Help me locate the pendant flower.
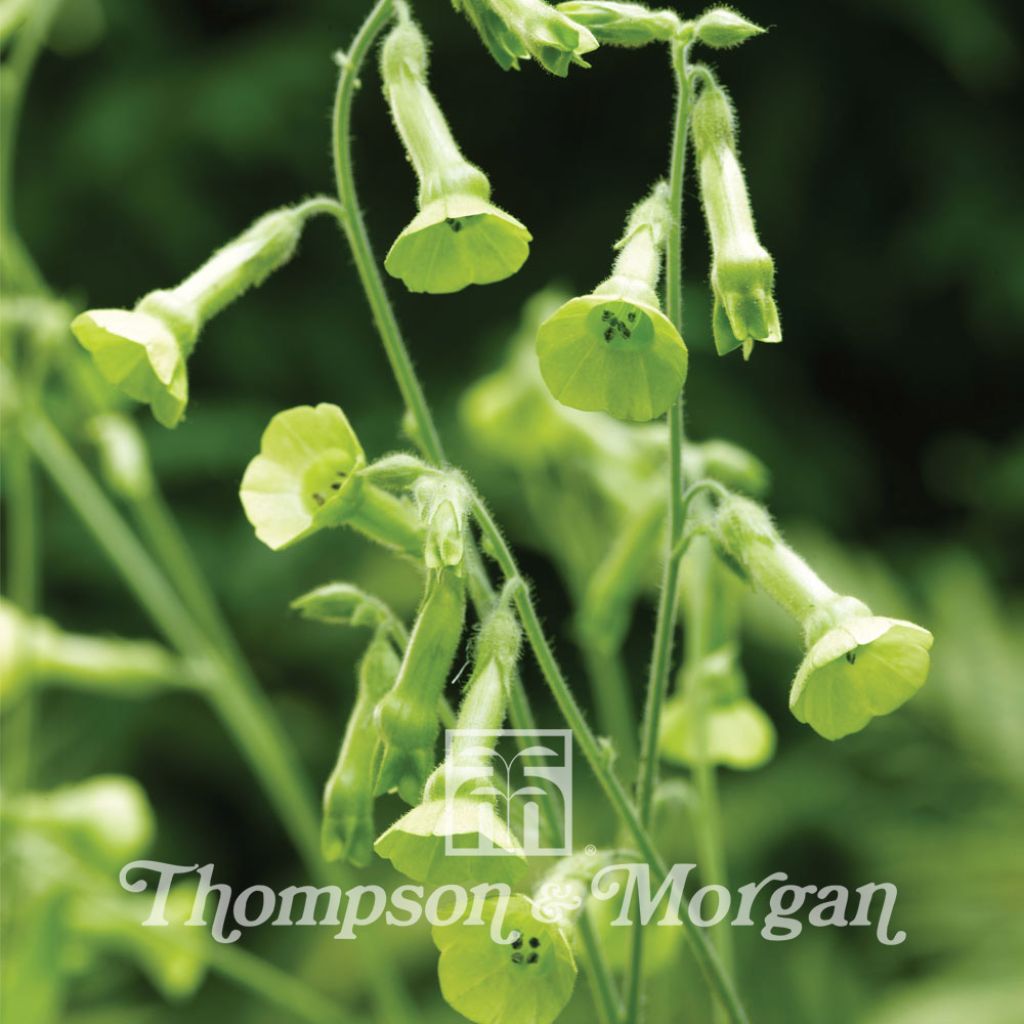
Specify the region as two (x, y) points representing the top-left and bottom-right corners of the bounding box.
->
(710, 494), (934, 739)
(455, 0), (598, 75)
(71, 204), (320, 427)
(433, 894), (577, 1024)
(791, 610), (934, 741)
(382, 10), (530, 294)
(659, 650), (775, 770)
(693, 81), (781, 358)
(536, 181), (688, 421)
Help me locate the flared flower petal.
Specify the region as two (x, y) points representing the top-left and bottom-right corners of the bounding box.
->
(71, 308), (189, 428)
(433, 894), (577, 1024)
(375, 797), (527, 888)
(536, 291), (688, 421)
(659, 694), (775, 770)
(239, 403), (366, 551)
(386, 195), (531, 294)
(790, 616), (934, 740)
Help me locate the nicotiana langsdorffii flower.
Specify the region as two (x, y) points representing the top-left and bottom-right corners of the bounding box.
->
(382, 8), (531, 294)
(536, 181), (688, 421)
(659, 647), (776, 769)
(374, 566), (467, 805)
(694, 7), (765, 49)
(710, 494), (934, 740)
(375, 596), (527, 885)
(454, 0), (598, 75)
(239, 403), (424, 554)
(556, 1), (681, 48)
(71, 203), (324, 427)
(432, 893), (577, 1024)
(0, 599), (183, 702)
(322, 628), (402, 867)
(692, 79), (781, 358)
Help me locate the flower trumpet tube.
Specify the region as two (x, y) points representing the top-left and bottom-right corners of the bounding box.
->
(381, 8), (531, 293)
(454, 0), (598, 75)
(556, 1), (682, 48)
(71, 201), (331, 426)
(710, 494), (934, 739)
(0, 599), (187, 702)
(692, 80), (781, 358)
(374, 567), (468, 805)
(239, 403), (424, 554)
(322, 628), (402, 867)
(536, 180), (688, 421)
(375, 594), (527, 886)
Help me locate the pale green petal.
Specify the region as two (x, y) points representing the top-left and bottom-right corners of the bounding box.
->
(790, 616), (933, 740)
(659, 695), (775, 770)
(433, 894), (576, 1024)
(536, 294), (687, 421)
(375, 797), (527, 888)
(385, 195), (531, 294)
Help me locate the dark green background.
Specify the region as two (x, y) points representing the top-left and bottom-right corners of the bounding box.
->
(10, 0), (1024, 1022)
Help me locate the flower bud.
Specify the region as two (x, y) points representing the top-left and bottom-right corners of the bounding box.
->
(455, 0), (598, 75)
(71, 203), (323, 427)
(382, 10), (530, 293)
(537, 181), (688, 421)
(413, 473), (472, 570)
(692, 83), (781, 358)
(291, 582), (397, 632)
(375, 568), (467, 804)
(88, 413), (154, 501)
(239, 403), (424, 555)
(695, 8), (765, 49)
(322, 629), (401, 866)
(556, 1), (681, 47)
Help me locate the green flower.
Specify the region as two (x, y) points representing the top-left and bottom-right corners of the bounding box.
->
(239, 403), (366, 550)
(71, 204), (319, 426)
(375, 790), (527, 887)
(455, 0), (598, 75)
(694, 8), (765, 49)
(382, 10), (530, 294)
(71, 299), (192, 429)
(692, 82), (781, 358)
(433, 894), (577, 1024)
(791, 610), (934, 741)
(537, 181), (687, 421)
(322, 630), (402, 867)
(659, 650), (775, 770)
(556, 1), (681, 48)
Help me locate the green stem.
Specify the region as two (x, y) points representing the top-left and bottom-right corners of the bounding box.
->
(625, 39), (693, 1024)
(331, 0), (444, 465)
(21, 412), (323, 878)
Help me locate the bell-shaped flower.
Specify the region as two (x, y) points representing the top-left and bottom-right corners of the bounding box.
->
(71, 202), (329, 426)
(659, 648), (775, 769)
(692, 82), (780, 358)
(455, 0), (598, 75)
(433, 893), (577, 1024)
(239, 403), (423, 554)
(375, 567), (467, 803)
(537, 181), (688, 421)
(710, 494), (933, 738)
(791, 610), (933, 741)
(381, 11), (530, 293)
(322, 629), (401, 867)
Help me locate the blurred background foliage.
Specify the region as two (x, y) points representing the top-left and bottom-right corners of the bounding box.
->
(2, 0), (1023, 1022)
